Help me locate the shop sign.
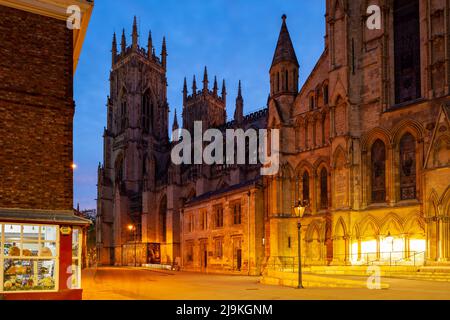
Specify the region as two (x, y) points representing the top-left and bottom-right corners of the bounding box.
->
(60, 226), (72, 235)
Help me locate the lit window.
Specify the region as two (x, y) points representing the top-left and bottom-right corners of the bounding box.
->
(1, 224), (58, 293)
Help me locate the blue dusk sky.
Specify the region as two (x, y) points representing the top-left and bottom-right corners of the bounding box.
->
(73, 0), (326, 210)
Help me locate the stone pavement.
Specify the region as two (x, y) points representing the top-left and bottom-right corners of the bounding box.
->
(81, 267), (450, 300)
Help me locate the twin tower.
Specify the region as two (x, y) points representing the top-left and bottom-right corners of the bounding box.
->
(109, 16), (250, 142)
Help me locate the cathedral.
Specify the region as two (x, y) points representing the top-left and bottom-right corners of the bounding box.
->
(97, 0), (450, 275)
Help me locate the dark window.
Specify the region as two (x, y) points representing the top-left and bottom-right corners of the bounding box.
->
(371, 139), (386, 203)
(323, 85), (329, 105)
(214, 205), (224, 228)
(285, 70), (289, 91)
(160, 197), (167, 242)
(302, 171), (310, 203)
(310, 95), (315, 110)
(394, 0), (421, 104)
(320, 168), (328, 209)
(400, 133), (417, 200)
(215, 238), (223, 258)
(277, 72), (280, 92)
(233, 202), (242, 225)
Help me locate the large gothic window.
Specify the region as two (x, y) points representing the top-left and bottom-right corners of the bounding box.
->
(394, 0), (421, 104)
(371, 139), (386, 203)
(320, 168), (328, 209)
(142, 91), (151, 133)
(120, 100), (127, 133)
(302, 171), (310, 203)
(400, 133), (416, 200)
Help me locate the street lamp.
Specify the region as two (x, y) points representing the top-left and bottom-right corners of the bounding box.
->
(294, 199), (308, 289)
(128, 224), (137, 267)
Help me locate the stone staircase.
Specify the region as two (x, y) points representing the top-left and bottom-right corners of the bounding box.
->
(304, 265), (450, 282)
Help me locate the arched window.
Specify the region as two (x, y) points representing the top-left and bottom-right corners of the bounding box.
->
(371, 139), (386, 203)
(310, 95), (315, 110)
(142, 91), (151, 133)
(323, 84), (329, 105)
(285, 70), (289, 91)
(115, 156), (124, 186)
(399, 133), (416, 200)
(120, 100), (127, 133)
(320, 168), (328, 209)
(277, 72), (280, 92)
(302, 171), (310, 203)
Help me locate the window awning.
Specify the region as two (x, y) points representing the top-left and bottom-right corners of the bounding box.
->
(0, 208), (91, 226)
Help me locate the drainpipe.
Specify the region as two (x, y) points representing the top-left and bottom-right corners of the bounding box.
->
(247, 190), (251, 276)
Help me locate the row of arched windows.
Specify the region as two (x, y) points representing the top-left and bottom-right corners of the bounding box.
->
(271, 68), (298, 95)
(300, 167), (329, 211)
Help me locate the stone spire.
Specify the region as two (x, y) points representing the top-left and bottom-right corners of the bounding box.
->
(234, 81), (244, 124)
(161, 36), (167, 69)
(271, 14), (299, 71)
(192, 75), (197, 96)
(183, 77), (188, 105)
(132, 16), (138, 49)
(147, 31), (153, 59)
(121, 28), (127, 55)
(203, 66), (209, 92)
(172, 109), (179, 132)
(221, 79), (227, 105)
(213, 76), (218, 96)
(112, 32), (117, 65)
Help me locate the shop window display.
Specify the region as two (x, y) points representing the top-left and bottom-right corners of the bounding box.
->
(0, 224), (58, 292)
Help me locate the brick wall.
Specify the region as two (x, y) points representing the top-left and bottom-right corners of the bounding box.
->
(0, 5), (74, 210)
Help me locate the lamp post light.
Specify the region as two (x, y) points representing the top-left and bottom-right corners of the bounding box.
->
(294, 199), (308, 289)
(128, 224), (137, 267)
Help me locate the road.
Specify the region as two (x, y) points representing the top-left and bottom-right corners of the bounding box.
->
(81, 267), (450, 300)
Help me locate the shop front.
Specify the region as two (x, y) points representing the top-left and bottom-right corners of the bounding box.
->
(0, 209), (90, 300)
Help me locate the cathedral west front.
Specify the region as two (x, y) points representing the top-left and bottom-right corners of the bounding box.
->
(97, 0), (450, 276)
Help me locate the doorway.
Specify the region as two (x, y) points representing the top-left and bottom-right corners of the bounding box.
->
(236, 249), (242, 271)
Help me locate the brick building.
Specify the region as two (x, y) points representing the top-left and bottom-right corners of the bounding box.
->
(97, 0), (450, 275)
(0, 0), (93, 299)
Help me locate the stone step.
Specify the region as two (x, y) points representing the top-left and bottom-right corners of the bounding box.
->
(261, 270), (389, 289)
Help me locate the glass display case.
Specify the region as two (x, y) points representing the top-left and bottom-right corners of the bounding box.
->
(0, 224), (59, 292)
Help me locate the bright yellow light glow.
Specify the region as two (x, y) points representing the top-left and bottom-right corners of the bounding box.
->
(127, 224), (134, 231)
(71, 163), (78, 170)
(410, 239), (426, 253)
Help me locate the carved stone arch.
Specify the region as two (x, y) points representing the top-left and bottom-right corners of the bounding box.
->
(361, 127), (392, 153)
(404, 212), (426, 235)
(295, 160), (314, 177)
(314, 157), (331, 172)
(359, 215), (380, 238)
(334, 217), (347, 238)
(352, 224), (361, 239)
(428, 189), (439, 218)
(332, 145), (347, 169)
(392, 118), (425, 145)
(380, 213), (404, 236)
(331, 0), (346, 19)
(306, 220), (324, 242)
(441, 185), (450, 217)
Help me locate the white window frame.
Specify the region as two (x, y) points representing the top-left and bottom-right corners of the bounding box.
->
(0, 223), (60, 294)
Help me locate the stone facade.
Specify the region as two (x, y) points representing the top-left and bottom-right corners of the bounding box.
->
(97, 0), (450, 273)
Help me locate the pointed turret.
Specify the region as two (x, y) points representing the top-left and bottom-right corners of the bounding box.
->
(147, 31), (153, 59)
(112, 32), (117, 65)
(270, 14), (299, 96)
(172, 109), (179, 133)
(192, 75), (197, 96)
(183, 77), (188, 105)
(121, 28), (127, 55)
(234, 81), (244, 124)
(213, 76), (218, 96)
(132, 16), (138, 49)
(221, 79), (227, 105)
(161, 36), (167, 69)
(203, 66), (209, 92)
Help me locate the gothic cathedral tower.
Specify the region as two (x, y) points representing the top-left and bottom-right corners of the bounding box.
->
(97, 17), (170, 266)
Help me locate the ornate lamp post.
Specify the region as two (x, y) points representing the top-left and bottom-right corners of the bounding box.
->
(294, 199), (308, 289)
(128, 224), (137, 267)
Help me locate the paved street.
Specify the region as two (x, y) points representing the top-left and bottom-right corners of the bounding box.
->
(81, 267), (450, 300)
